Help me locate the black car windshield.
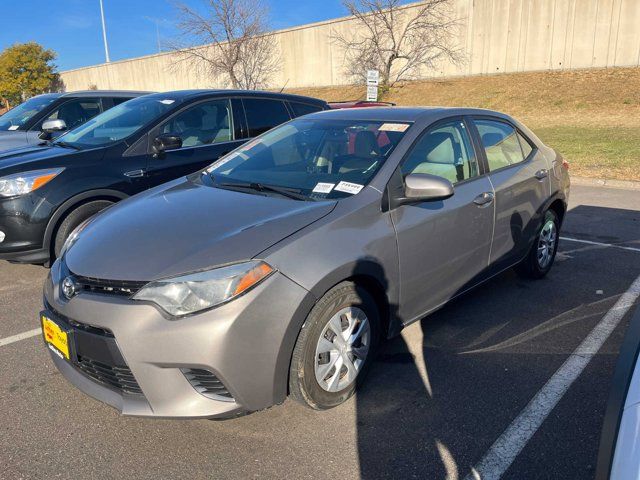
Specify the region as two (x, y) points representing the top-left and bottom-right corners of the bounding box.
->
(54, 96), (179, 149)
(207, 118), (411, 200)
(0, 95), (58, 131)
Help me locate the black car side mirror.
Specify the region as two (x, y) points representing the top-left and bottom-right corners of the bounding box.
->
(39, 119), (68, 141)
(394, 173), (454, 206)
(152, 134), (182, 157)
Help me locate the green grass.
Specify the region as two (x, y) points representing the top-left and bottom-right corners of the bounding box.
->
(532, 126), (640, 181)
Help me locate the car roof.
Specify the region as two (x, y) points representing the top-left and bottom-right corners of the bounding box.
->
(303, 106), (515, 123)
(60, 90), (152, 98)
(138, 89), (328, 105)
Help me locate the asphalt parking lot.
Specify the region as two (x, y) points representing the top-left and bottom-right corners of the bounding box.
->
(1, 184), (639, 480)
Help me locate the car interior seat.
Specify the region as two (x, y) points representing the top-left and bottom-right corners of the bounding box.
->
(404, 132), (461, 184)
(334, 130), (381, 174)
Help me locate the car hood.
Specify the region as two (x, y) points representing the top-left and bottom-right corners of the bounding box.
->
(0, 130), (29, 151)
(65, 178), (337, 281)
(0, 144), (72, 169)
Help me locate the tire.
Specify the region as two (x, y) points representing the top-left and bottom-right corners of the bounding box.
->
(53, 200), (113, 259)
(516, 209), (560, 279)
(289, 281), (381, 410)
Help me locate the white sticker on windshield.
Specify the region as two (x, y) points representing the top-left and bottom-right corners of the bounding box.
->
(8, 125), (19, 131)
(159, 99), (175, 105)
(335, 181), (364, 195)
(312, 182), (335, 194)
(379, 123), (410, 132)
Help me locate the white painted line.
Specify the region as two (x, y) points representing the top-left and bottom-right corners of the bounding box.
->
(0, 328), (41, 347)
(560, 236), (640, 253)
(465, 273), (640, 480)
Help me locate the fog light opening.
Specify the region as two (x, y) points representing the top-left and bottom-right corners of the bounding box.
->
(0, 231), (5, 243)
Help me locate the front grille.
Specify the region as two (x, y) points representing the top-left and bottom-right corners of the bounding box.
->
(77, 355), (143, 395)
(73, 274), (146, 297)
(182, 368), (234, 401)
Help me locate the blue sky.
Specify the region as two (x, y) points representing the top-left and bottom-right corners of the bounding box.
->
(1, 0), (347, 71)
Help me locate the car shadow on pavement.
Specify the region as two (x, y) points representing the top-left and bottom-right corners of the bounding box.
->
(353, 218), (639, 479)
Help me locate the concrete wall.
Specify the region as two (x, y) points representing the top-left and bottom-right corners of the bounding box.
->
(60, 0), (640, 91)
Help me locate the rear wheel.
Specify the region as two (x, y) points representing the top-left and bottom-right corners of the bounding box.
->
(516, 209), (559, 279)
(289, 282), (380, 409)
(53, 200), (113, 259)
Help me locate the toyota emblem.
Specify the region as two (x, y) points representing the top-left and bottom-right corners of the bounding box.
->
(62, 276), (78, 300)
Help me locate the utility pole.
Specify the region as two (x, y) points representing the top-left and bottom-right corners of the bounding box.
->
(99, 0), (111, 63)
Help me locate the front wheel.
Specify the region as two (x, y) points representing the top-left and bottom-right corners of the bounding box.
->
(516, 209), (560, 279)
(289, 282), (380, 410)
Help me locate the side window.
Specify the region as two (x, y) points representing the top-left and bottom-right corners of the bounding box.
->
(401, 119), (478, 184)
(41, 98), (101, 130)
(474, 119), (525, 171)
(518, 131), (533, 158)
(289, 102), (323, 118)
(243, 98), (291, 137)
(160, 99), (233, 148)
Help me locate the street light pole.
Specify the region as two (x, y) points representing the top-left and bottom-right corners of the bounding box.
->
(99, 0), (111, 63)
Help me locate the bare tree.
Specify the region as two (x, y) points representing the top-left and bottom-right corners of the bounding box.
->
(333, 0), (463, 89)
(169, 0), (280, 90)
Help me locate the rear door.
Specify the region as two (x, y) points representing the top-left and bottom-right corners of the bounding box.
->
(470, 117), (549, 271)
(391, 117), (495, 323)
(242, 97), (292, 137)
(144, 97), (245, 186)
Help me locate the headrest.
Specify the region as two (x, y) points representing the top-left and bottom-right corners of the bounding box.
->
(354, 130), (380, 158)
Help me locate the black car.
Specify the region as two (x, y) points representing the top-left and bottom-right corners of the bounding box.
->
(0, 90), (328, 265)
(0, 91), (149, 150)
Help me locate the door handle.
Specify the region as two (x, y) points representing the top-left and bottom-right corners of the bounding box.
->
(534, 169), (548, 180)
(473, 192), (494, 206)
(124, 169), (146, 178)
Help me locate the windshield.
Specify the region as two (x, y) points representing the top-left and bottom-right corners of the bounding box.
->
(208, 118), (411, 200)
(55, 96), (179, 149)
(0, 95), (58, 131)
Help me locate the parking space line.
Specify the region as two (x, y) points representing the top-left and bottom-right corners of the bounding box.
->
(465, 273), (640, 480)
(560, 236), (640, 253)
(0, 328), (41, 347)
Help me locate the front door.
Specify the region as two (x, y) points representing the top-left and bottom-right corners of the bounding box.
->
(390, 118), (495, 323)
(145, 98), (245, 187)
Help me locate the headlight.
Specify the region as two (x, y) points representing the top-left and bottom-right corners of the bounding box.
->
(59, 216), (94, 258)
(0, 168), (64, 197)
(132, 261), (275, 317)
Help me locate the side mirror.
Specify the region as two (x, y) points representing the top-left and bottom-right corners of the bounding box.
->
(152, 134), (182, 157)
(395, 173), (454, 206)
(39, 119), (68, 140)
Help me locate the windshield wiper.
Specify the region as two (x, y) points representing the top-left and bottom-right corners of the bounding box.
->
(53, 141), (81, 151)
(217, 181), (312, 201)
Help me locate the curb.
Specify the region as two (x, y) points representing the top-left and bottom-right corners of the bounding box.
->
(571, 176), (640, 191)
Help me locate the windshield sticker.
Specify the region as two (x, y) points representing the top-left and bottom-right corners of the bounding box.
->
(8, 125), (19, 130)
(159, 99), (175, 105)
(312, 182), (335, 194)
(335, 181), (364, 195)
(379, 123), (410, 132)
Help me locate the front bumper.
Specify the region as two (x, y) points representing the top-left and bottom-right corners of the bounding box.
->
(43, 260), (316, 419)
(0, 194), (51, 264)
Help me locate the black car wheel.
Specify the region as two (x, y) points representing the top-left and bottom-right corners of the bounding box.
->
(53, 200), (113, 259)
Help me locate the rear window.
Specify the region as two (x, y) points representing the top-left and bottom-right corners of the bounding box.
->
(289, 102), (324, 118)
(243, 98), (291, 137)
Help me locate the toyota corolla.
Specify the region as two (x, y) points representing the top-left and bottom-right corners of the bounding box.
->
(42, 107), (570, 418)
